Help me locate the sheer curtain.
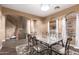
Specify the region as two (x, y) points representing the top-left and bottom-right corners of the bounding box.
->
(27, 20), (31, 34)
(0, 15), (5, 49)
(62, 16), (67, 45)
(75, 14), (79, 48)
(56, 18), (58, 39)
(48, 20), (50, 34)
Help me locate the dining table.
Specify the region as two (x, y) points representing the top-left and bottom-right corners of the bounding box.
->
(35, 35), (64, 55)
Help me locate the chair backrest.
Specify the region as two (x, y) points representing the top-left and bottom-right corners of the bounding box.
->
(65, 38), (72, 55)
(27, 34), (33, 46)
(32, 36), (37, 46)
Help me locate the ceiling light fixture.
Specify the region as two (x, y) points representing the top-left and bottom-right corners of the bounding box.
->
(41, 4), (50, 11)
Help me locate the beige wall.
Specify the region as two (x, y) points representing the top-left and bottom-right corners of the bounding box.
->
(0, 6), (5, 49)
(0, 16), (5, 41)
(41, 20), (48, 35)
(26, 19), (48, 36)
(35, 20), (43, 35)
(34, 19), (48, 36)
(26, 20), (31, 34)
(58, 16), (63, 33)
(5, 20), (16, 39)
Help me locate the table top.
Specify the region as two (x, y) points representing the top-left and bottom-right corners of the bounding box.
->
(36, 35), (62, 45)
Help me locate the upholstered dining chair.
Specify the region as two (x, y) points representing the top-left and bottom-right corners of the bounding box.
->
(52, 38), (72, 55)
(25, 34), (34, 54)
(27, 34), (33, 47)
(31, 36), (49, 55)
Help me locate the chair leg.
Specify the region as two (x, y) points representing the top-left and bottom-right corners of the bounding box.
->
(61, 40), (64, 47)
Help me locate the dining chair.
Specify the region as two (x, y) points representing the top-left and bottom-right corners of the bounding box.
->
(52, 38), (72, 55)
(31, 36), (49, 55)
(27, 34), (33, 47)
(25, 34), (34, 54)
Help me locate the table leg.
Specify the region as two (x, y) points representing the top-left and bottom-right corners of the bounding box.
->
(48, 45), (52, 55)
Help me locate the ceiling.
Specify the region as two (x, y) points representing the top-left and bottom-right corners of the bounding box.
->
(1, 4), (76, 17)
